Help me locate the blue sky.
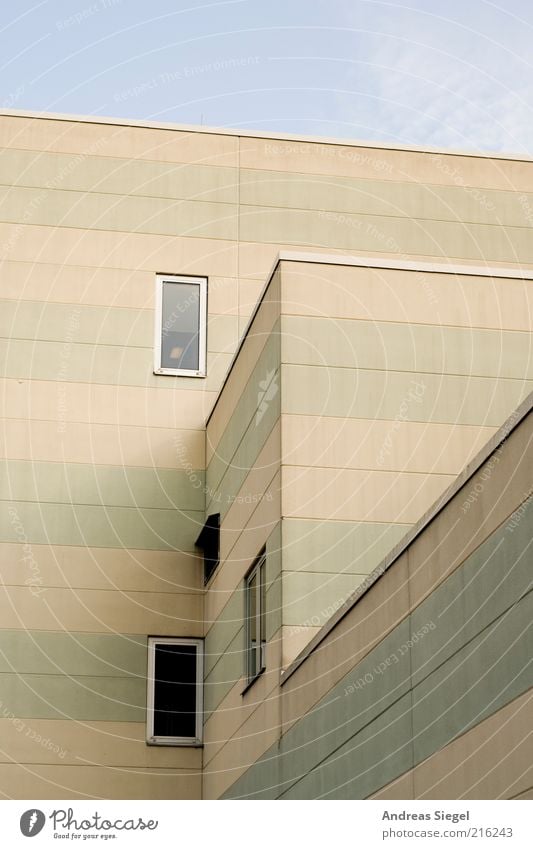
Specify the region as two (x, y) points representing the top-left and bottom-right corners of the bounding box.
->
(2, 0), (533, 152)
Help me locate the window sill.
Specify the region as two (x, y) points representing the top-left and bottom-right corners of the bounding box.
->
(146, 738), (203, 747)
(153, 368), (206, 378)
(241, 668), (265, 697)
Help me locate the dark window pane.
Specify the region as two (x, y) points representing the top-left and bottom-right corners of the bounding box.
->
(161, 282), (200, 371)
(153, 643), (197, 738)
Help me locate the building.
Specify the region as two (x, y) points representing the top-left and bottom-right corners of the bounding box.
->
(0, 110), (531, 799)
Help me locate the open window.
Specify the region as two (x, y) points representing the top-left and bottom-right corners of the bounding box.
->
(245, 550), (266, 683)
(154, 274), (207, 376)
(146, 637), (203, 745)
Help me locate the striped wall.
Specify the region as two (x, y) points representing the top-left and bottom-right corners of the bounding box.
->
(277, 258), (533, 664)
(202, 271), (282, 799)
(218, 405), (533, 799)
(1, 111), (533, 799)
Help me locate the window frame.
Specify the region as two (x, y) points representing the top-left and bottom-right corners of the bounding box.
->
(146, 636), (204, 746)
(153, 274), (207, 377)
(244, 550), (266, 685)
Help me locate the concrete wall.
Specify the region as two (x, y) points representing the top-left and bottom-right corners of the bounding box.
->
(219, 403), (533, 799)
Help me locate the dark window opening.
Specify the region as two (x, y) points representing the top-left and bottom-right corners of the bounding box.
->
(196, 513), (220, 584)
(147, 638), (203, 744)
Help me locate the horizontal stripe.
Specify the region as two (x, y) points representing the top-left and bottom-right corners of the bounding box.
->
(0, 542), (202, 593)
(0, 338), (233, 390)
(0, 223), (239, 277)
(281, 315), (533, 379)
(0, 672), (146, 721)
(0, 419), (205, 469)
(0, 299), (239, 352)
(0, 500), (203, 550)
(0, 584), (203, 634)
(0, 147), (238, 203)
(240, 205), (533, 264)
(0, 631), (147, 677)
(282, 518), (410, 575)
(0, 115), (239, 167)
(1, 378), (217, 430)
(240, 168), (533, 228)
(282, 466), (454, 523)
(0, 185), (238, 240)
(239, 136), (533, 191)
(0, 459), (204, 510)
(282, 364), (533, 426)
(282, 416), (496, 475)
(0, 763), (202, 800)
(0, 718), (201, 769)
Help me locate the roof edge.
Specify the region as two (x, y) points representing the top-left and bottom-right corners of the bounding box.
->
(206, 251), (533, 426)
(2, 108), (533, 164)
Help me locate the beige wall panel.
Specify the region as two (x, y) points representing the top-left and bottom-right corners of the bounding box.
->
(0, 543), (202, 593)
(0, 719), (202, 769)
(0, 585), (202, 635)
(282, 416), (497, 475)
(368, 770), (414, 800)
(202, 685), (281, 800)
(0, 116), (239, 167)
(0, 419), (204, 470)
(282, 466), (454, 523)
(281, 264), (533, 332)
(281, 624), (322, 669)
(281, 554), (410, 733)
(0, 223), (238, 278)
(1, 261), (238, 315)
(408, 412), (533, 610)
(207, 276), (239, 315)
(239, 277), (270, 320)
(203, 633), (281, 769)
(370, 690), (533, 800)
(0, 763), (201, 799)
(1, 261), (155, 309)
(2, 379), (217, 430)
(206, 465), (281, 627)
(207, 270), (281, 460)
(239, 137), (533, 192)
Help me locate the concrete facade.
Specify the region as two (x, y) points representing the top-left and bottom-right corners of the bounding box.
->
(0, 110), (531, 799)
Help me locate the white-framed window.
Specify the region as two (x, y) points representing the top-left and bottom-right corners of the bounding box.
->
(154, 274), (207, 377)
(245, 550), (266, 683)
(146, 637), (203, 746)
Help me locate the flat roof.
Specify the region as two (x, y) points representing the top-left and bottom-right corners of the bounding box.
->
(2, 108), (533, 164)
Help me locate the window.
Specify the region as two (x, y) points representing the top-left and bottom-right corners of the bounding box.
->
(154, 274), (207, 376)
(245, 551), (266, 682)
(195, 513), (220, 584)
(146, 638), (203, 745)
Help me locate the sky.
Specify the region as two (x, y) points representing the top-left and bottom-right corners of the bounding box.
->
(2, 0), (533, 153)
